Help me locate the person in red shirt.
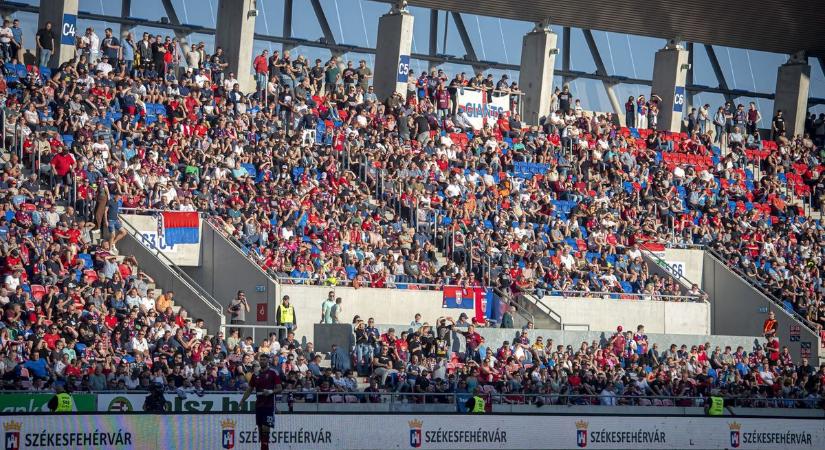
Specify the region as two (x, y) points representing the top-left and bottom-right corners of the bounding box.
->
(42, 325), (61, 349)
(50, 146), (75, 198)
(241, 354), (283, 450)
(253, 50), (269, 94)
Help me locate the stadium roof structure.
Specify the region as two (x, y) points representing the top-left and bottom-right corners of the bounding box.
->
(382, 0), (825, 57)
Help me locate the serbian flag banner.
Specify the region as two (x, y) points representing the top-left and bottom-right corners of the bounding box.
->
(160, 211), (200, 245)
(443, 286), (473, 309)
(443, 286), (488, 323)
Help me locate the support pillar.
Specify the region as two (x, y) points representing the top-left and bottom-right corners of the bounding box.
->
(774, 54), (810, 138)
(519, 23), (557, 125)
(373, 4), (414, 101)
(651, 42), (690, 133)
(215, 0), (256, 93)
(37, 0), (78, 67)
(119, 0), (133, 39)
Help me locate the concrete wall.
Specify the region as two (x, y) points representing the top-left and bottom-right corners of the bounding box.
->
(282, 284), (475, 344)
(651, 45), (689, 133)
(183, 220), (280, 331)
(519, 27), (557, 124)
(537, 296), (710, 335)
(118, 232), (224, 333)
(121, 215), (201, 266)
(373, 10), (414, 100)
(702, 252), (823, 364)
(215, 0), (256, 92)
(774, 61), (811, 137)
(663, 248), (704, 288)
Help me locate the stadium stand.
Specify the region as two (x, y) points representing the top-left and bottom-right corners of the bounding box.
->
(1, 20), (824, 413)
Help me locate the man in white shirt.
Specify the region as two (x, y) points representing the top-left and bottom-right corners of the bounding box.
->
(3, 270), (22, 291)
(139, 289), (157, 314)
(85, 27), (100, 63)
(0, 19), (13, 61)
(559, 248), (575, 271)
(91, 136), (110, 160)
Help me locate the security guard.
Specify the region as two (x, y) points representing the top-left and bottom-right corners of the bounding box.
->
(276, 295), (297, 341)
(705, 396), (724, 416)
(464, 387), (486, 413)
(48, 385), (74, 412)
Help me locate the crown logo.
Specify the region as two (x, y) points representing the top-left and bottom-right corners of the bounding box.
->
(221, 419), (236, 429)
(728, 422), (741, 431)
(408, 419), (423, 429)
(3, 421), (21, 432)
(576, 420), (588, 430)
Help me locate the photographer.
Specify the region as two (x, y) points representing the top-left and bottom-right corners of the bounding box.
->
(227, 290), (250, 335)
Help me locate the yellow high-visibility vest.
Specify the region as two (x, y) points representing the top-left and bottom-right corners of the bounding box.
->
(471, 396), (485, 413)
(708, 396), (724, 416)
(55, 393), (73, 412)
(279, 305), (295, 324)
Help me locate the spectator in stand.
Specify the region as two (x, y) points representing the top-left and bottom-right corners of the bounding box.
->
(763, 311), (778, 338)
(227, 290), (250, 331)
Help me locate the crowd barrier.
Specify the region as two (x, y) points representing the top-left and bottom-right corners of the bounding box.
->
(3, 392), (822, 413)
(0, 412), (821, 449)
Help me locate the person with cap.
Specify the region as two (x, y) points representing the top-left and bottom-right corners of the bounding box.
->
(275, 295), (297, 341)
(241, 353), (283, 450)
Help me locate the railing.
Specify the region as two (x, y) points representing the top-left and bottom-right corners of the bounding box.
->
(118, 212), (225, 324)
(520, 291), (563, 325)
(641, 246), (710, 301)
(706, 247), (820, 332)
(274, 276), (445, 291)
(219, 324), (286, 342)
(492, 287), (533, 326)
(201, 216), (282, 285)
(3, 390), (817, 411)
(543, 289), (701, 302)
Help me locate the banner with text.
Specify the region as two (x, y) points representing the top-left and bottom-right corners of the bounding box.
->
(456, 90), (510, 130)
(1, 413), (822, 449)
(0, 393), (96, 413)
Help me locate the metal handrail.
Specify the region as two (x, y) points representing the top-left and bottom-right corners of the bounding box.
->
(493, 287), (534, 326)
(202, 216), (282, 285)
(118, 213), (225, 322)
(3, 389), (816, 410)
(706, 247), (820, 332)
(520, 291), (563, 325)
(546, 289), (701, 302)
(641, 246), (710, 301)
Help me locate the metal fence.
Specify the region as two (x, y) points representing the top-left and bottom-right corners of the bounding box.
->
(0, 390), (817, 411)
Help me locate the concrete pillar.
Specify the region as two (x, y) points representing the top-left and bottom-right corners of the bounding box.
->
(651, 43), (690, 133)
(215, 0), (256, 93)
(774, 57), (810, 138)
(373, 7), (414, 100)
(519, 25), (558, 125)
(37, 0), (79, 67)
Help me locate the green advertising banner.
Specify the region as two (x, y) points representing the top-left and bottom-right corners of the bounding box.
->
(0, 393), (96, 412)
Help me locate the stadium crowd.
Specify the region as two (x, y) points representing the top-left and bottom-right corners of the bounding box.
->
(0, 23), (824, 407)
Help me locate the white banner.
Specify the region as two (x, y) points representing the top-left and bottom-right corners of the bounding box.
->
(1, 413), (821, 449)
(120, 214), (200, 266)
(457, 90), (510, 130)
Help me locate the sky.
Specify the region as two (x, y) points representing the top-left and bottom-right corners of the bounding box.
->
(12, 0), (825, 123)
